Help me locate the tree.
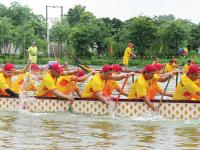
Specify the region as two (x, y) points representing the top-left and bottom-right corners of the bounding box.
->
(124, 16), (158, 57)
(50, 21), (70, 57)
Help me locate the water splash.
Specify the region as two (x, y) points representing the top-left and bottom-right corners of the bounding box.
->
(18, 72), (37, 111)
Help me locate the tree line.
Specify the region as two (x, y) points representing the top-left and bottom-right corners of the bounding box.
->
(0, 2), (200, 60)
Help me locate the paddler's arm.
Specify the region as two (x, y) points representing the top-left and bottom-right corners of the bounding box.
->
(72, 71), (95, 82)
(95, 91), (110, 104)
(61, 69), (79, 76)
(111, 72), (135, 81)
(5, 88), (19, 97)
(158, 73), (174, 82)
(141, 96), (158, 112)
(116, 89), (128, 97)
(15, 60), (32, 75)
(159, 91), (173, 97)
(52, 89), (74, 101)
(75, 86), (82, 97)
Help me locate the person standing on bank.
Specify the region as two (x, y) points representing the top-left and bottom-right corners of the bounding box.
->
(122, 41), (135, 71)
(28, 42), (38, 64)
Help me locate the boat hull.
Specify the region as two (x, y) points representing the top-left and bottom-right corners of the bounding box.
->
(0, 97), (199, 119)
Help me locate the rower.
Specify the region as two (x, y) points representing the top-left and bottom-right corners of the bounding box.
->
(56, 69), (95, 97)
(128, 64), (169, 112)
(164, 59), (178, 73)
(36, 63), (78, 101)
(11, 64), (41, 95)
(183, 59), (195, 74)
(82, 64), (130, 104)
(173, 65), (200, 100)
(0, 62), (31, 97)
(103, 64), (128, 97)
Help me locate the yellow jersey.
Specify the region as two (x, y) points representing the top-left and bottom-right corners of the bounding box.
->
(56, 75), (79, 96)
(36, 72), (57, 97)
(128, 74), (162, 100)
(11, 73), (36, 94)
(103, 80), (120, 96)
(164, 63), (176, 73)
(173, 75), (200, 100)
(0, 73), (12, 95)
(122, 47), (132, 65)
(82, 73), (106, 98)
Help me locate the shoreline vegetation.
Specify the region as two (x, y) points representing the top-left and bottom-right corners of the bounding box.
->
(0, 55), (199, 67)
(0, 2), (200, 65)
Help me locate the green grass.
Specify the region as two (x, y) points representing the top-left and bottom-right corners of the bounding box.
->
(0, 55), (199, 67)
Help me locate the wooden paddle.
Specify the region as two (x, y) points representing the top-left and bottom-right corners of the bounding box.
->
(115, 77), (128, 107)
(175, 72), (178, 87)
(68, 72), (79, 112)
(158, 77), (171, 110)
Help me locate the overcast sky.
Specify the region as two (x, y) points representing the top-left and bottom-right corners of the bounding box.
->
(1, 0), (200, 24)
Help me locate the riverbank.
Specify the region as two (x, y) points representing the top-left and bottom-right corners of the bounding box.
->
(0, 55), (199, 66)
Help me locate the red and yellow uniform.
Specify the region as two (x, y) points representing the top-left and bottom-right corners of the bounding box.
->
(103, 80), (120, 96)
(173, 75), (200, 100)
(164, 63), (176, 73)
(56, 75), (79, 95)
(82, 73), (106, 98)
(128, 74), (162, 100)
(0, 73), (12, 96)
(36, 72), (57, 97)
(11, 73), (36, 94)
(122, 47), (132, 66)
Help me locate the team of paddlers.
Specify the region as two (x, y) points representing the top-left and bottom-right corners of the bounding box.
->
(0, 57), (199, 112)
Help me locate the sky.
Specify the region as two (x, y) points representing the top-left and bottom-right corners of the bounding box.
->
(1, 0), (200, 24)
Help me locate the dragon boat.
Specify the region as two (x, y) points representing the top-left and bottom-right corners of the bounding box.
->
(0, 96), (199, 119)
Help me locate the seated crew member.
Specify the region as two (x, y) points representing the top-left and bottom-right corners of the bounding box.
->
(173, 65), (200, 100)
(11, 64), (41, 94)
(82, 64), (131, 104)
(164, 59), (178, 73)
(183, 59), (195, 74)
(0, 62), (31, 97)
(103, 64), (128, 97)
(128, 64), (172, 112)
(36, 63), (79, 100)
(56, 69), (95, 97)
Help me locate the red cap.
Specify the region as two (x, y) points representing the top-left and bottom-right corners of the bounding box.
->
(4, 63), (15, 71)
(153, 63), (163, 71)
(31, 64), (40, 71)
(143, 64), (157, 72)
(188, 65), (200, 74)
(77, 70), (85, 77)
(102, 64), (112, 72)
(50, 63), (63, 74)
(112, 64), (122, 72)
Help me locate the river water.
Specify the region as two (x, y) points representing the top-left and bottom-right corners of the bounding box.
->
(0, 65), (199, 149)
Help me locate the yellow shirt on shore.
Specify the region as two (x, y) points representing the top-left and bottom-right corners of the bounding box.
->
(103, 80), (120, 96)
(28, 46), (38, 63)
(123, 47), (132, 66)
(82, 73), (106, 98)
(36, 72), (56, 97)
(56, 75), (79, 95)
(128, 74), (162, 99)
(0, 73), (12, 95)
(11, 73), (36, 94)
(173, 75), (200, 100)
